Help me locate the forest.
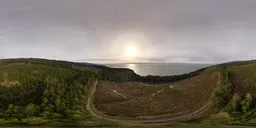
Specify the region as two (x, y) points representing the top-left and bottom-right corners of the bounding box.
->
(0, 62), (97, 125)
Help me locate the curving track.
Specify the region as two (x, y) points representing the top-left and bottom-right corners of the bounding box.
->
(86, 80), (209, 123)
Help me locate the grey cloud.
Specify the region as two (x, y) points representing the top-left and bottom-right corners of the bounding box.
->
(1, 0), (256, 63)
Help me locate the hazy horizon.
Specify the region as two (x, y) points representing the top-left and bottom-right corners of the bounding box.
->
(106, 63), (211, 76)
(1, 0), (256, 63)
(0, 56), (252, 65)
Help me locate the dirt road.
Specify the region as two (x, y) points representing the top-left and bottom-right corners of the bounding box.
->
(86, 80), (209, 123)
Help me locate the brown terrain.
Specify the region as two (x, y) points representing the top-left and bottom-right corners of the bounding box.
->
(94, 72), (219, 118)
(0, 81), (20, 87)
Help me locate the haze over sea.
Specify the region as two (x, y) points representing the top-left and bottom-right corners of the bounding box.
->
(105, 63), (212, 76)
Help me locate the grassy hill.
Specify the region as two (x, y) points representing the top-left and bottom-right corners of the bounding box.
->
(0, 58), (256, 127)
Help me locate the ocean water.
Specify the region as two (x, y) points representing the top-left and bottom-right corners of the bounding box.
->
(105, 63), (212, 76)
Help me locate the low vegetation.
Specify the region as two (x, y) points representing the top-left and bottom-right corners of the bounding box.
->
(133, 68), (206, 83)
(212, 70), (233, 110)
(201, 62), (256, 125)
(94, 72), (219, 118)
(217, 63), (256, 125)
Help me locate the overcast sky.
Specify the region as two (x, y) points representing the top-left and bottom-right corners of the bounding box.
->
(1, 0), (256, 64)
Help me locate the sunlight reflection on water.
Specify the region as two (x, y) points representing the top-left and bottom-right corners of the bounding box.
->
(106, 63), (211, 76)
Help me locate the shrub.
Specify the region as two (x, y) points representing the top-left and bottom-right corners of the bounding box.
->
(241, 93), (252, 113)
(213, 71), (233, 110)
(22, 117), (48, 125)
(25, 103), (39, 117)
(227, 93), (241, 112)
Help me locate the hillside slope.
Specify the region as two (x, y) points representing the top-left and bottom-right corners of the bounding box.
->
(0, 59), (104, 126)
(1, 58), (256, 126)
(94, 72), (219, 118)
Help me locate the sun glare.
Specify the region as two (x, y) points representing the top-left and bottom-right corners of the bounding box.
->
(126, 46), (137, 58)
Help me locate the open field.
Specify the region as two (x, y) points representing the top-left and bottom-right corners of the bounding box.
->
(94, 71), (219, 118)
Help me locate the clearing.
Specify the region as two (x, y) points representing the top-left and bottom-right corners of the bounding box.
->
(94, 71), (219, 118)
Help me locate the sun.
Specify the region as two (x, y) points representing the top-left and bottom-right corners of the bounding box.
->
(126, 46), (137, 58)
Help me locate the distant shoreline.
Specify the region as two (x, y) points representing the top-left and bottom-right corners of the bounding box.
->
(104, 62), (215, 65)
(105, 63), (212, 76)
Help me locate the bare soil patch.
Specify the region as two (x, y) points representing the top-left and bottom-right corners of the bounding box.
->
(0, 81), (20, 87)
(94, 72), (219, 118)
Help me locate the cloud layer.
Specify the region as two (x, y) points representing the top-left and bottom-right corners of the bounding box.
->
(1, 0), (256, 63)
